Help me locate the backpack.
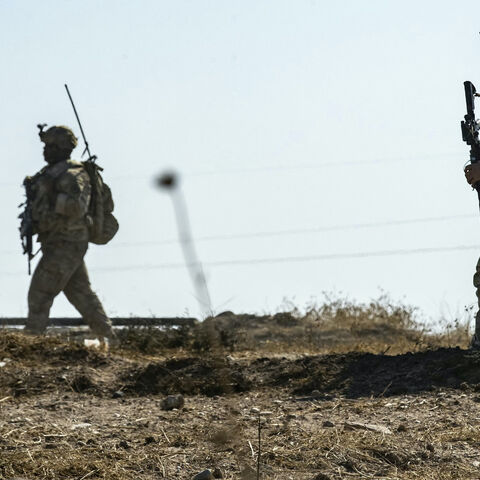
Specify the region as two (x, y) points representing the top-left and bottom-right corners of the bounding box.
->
(82, 160), (119, 245)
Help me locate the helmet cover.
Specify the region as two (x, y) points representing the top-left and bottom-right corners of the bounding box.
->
(39, 125), (78, 150)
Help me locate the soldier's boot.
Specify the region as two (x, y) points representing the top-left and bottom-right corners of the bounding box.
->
(470, 335), (480, 350)
(83, 306), (117, 349)
(98, 327), (118, 351)
(24, 313), (49, 335)
(470, 311), (480, 350)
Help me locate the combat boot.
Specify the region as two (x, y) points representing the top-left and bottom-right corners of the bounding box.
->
(470, 334), (480, 350)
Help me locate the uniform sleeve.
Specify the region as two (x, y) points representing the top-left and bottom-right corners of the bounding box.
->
(54, 167), (91, 218)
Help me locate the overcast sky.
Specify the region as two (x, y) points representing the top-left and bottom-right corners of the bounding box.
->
(1, 0), (480, 323)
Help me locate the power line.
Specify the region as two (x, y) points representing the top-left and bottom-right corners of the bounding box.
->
(110, 213), (478, 248)
(3, 151), (464, 187)
(89, 243), (480, 273)
(4, 243), (479, 277)
(183, 151), (463, 177)
(1, 213), (476, 256)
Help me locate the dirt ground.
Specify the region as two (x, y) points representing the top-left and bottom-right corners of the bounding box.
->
(1, 303), (479, 479)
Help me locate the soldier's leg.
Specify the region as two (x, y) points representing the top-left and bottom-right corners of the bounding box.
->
(474, 257), (480, 342)
(63, 262), (114, 338)
(26, 242), (85, 334)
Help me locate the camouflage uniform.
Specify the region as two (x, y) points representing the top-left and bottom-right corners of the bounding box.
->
(24, 126), (114, 338)
(473, 259), (480, 341)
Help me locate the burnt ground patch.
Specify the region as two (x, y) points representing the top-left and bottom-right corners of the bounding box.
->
(122, 356), (252, 396)
(121, 348), (480, 399)
(254, 347), (480, 397)
(3, 332), (480, 400)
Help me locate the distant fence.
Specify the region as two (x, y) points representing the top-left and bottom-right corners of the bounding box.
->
(0, 317), (198, 328)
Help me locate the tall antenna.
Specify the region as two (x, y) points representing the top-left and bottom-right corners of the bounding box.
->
(64, 84), (96, 161)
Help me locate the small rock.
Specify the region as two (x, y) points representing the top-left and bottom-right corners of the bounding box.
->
(192, 469), (213, 480)
(344, 421), (392, 435)
(161, 394), (185, 411)
(311, 390), (322, 398)
(322, 420), (335, 428)
(112, 390), (125, 399)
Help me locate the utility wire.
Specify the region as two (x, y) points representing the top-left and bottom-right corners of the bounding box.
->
(87, 243), (480, 273)
(183, 151), (463, 177)
(3, 151), (464, 187)
(110, 213), (478, 248)
(0, 213), (476, 256)
(4, 243), (479, 276)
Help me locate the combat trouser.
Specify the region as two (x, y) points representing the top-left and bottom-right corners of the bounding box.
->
(472, 257), (480, 343)
(25, 240), (114, 338)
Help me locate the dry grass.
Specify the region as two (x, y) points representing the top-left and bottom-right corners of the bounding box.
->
(116, 293), (472, 356)
(2, 391), (480, 479)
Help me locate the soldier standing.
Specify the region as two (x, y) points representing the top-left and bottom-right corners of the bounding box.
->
(23, 125), (115, 341)
(465, 163), (480, 348)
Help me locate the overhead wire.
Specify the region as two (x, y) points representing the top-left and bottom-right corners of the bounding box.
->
(3, 151), (473, 270)
(88, 243), (480, 273)
(110, 213), (477, 247)
(182, 151), (463, 177)
(4, 243), (479, 277)
(1, 213), (477, 256)
(2, 151), (464, 187)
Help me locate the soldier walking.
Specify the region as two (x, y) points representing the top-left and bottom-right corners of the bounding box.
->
(22, 125), (115, 341)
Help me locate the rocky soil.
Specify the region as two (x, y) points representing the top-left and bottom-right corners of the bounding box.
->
(0, 307), (478, 479)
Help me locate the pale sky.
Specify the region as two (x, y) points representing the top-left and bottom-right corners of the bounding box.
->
(1, 0), (480, 323)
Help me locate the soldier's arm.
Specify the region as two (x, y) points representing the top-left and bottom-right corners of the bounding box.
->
(55, 168), (91, 219)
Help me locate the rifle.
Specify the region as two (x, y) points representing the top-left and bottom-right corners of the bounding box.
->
(19, 176), (34, 275)
(461, 81), (480, 206)
(19, 123), (50, 274)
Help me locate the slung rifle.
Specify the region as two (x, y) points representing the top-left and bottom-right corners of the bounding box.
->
(461, 80), (480, 207)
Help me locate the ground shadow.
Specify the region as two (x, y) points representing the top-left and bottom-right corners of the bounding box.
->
(255, 347), (480, 397)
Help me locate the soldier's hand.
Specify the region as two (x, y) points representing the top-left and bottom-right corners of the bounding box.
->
(465, 163), (480, 185)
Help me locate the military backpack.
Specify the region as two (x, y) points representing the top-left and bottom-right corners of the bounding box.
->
(82, 160), (119, 245)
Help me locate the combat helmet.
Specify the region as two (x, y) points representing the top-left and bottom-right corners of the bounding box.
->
(38, 124), (78, 150)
